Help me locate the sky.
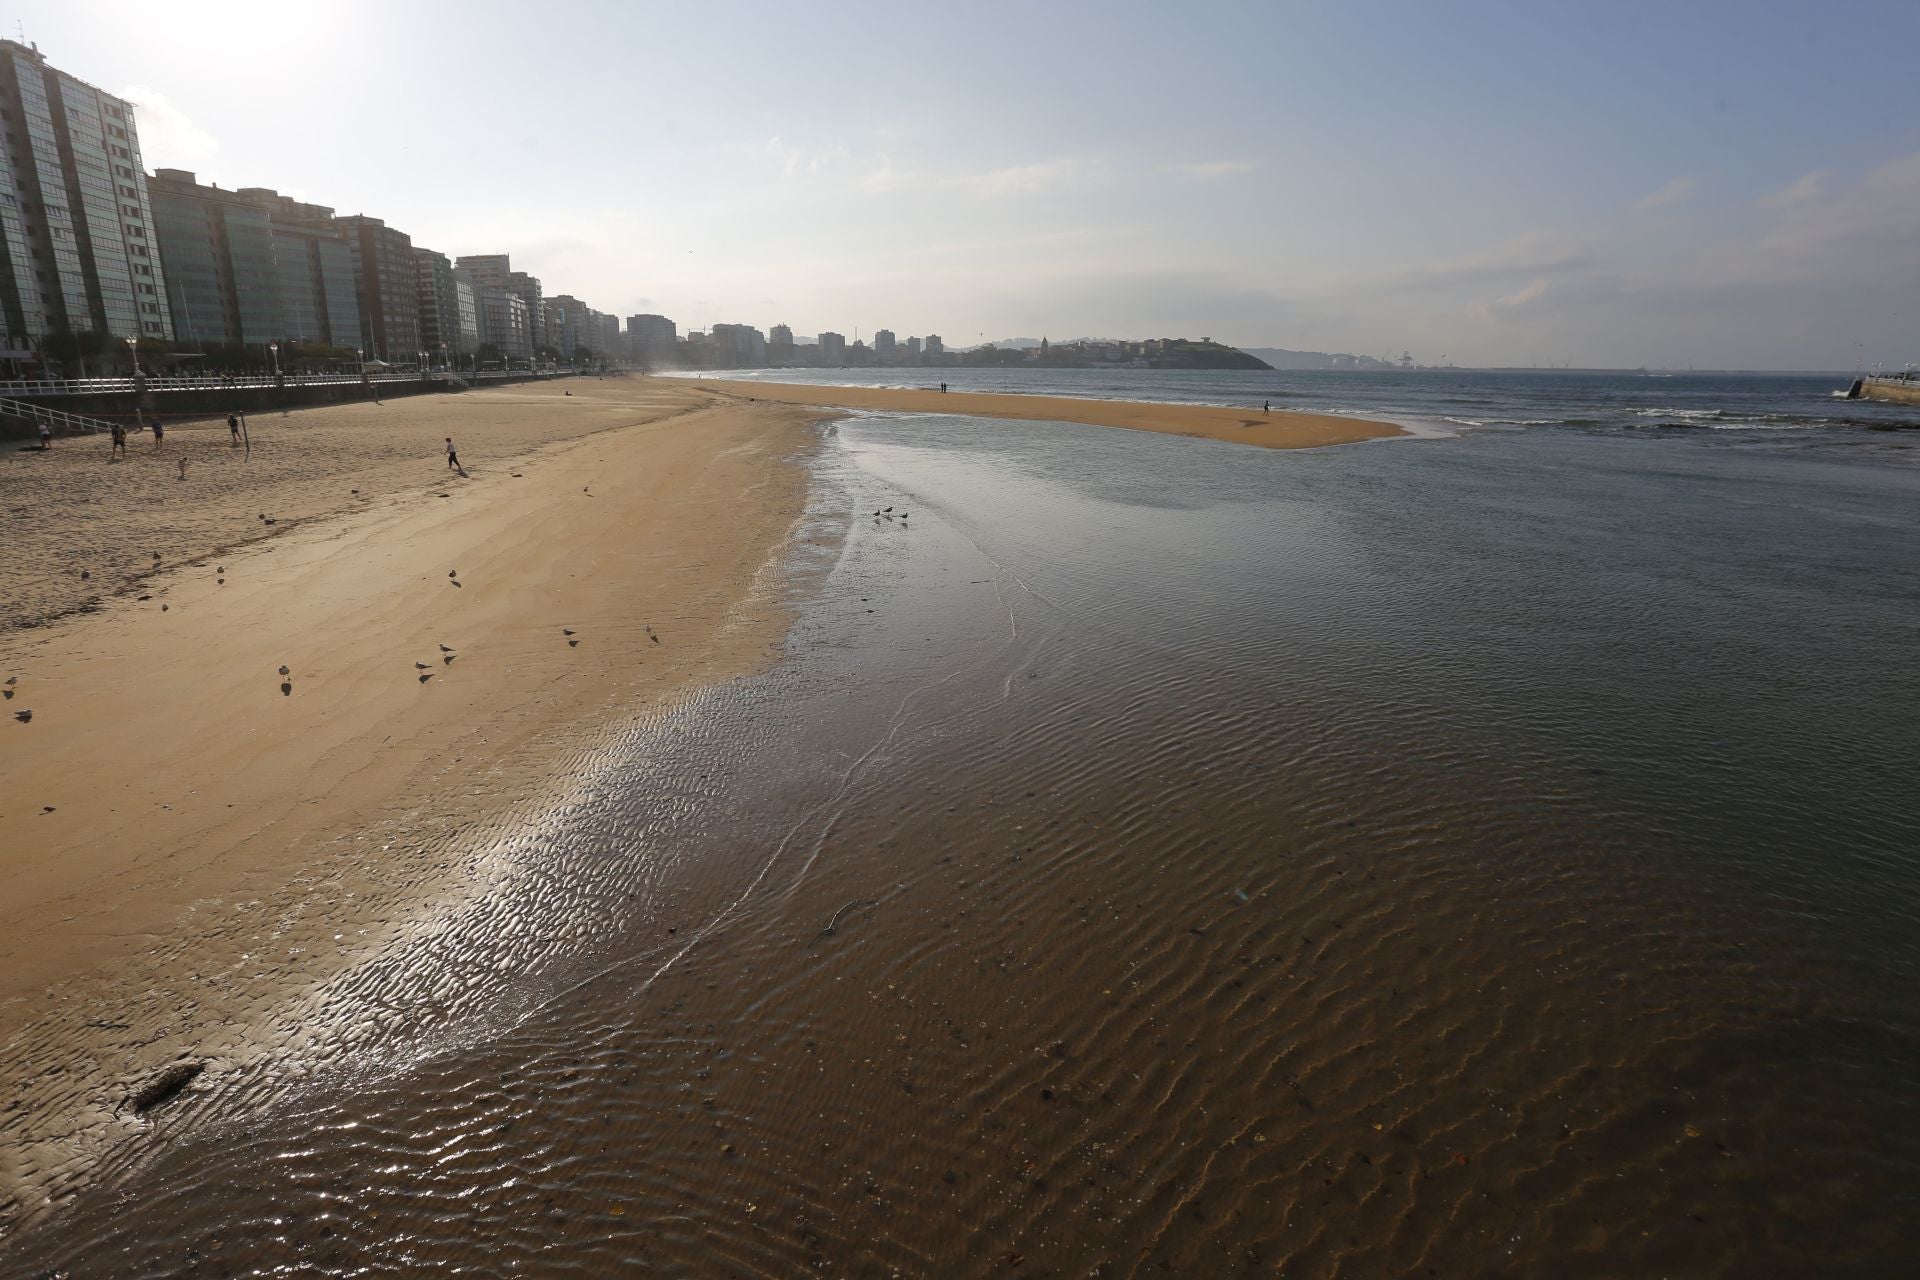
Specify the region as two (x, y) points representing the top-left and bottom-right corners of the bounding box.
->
(18, 0), (1919, 368)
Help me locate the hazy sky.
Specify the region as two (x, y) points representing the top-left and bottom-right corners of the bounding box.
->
(22, 0), (1919, 367)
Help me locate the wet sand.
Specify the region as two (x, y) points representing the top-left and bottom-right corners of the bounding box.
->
(685, 377), (1403, 448)
(0, 378), (819, 1219)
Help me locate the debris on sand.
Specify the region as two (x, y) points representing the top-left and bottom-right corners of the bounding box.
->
(129, 1061), (204, 1113)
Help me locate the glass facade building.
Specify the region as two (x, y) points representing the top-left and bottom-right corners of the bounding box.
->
(0, 39), (171, 366)
(234, 187), (366, 352)
(149, 169), (283, 347)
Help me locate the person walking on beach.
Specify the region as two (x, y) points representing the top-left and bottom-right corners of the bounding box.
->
(110, 423), (127, 458)
(151, 418), (164, 449)
(445, 436), (462, 474)
(228, 413), (241, 445)
(38, 421), (51, 450)
(1263, 400), (1269, 414)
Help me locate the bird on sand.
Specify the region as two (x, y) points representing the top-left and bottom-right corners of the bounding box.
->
(414, 662), (430, 670)
(449, 569), (457, 578)
(15, 709), (31, 723)
(563, 628), (575, 636)
(439, 644), (454, 653)
(278, 665), (290, 676)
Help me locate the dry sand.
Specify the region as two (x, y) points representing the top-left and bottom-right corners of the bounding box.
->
(0, 377), (820, 1215)
(683, 377), (1403, 448)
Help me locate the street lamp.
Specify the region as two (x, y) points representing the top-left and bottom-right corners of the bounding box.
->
(125, 334), (137, 376)
(268, 341), (280, 379)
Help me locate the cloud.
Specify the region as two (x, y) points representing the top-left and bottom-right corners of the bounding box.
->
(942, 158), (1107, 199)
(761, 136), (852, 178)
(119, 86), (221, 171)
(1633, 175), (1698, 212)
(1481, 277), (1553, 317)
(1357, 229), (1597, 295)
(1170, 160), (1257, 181)
(1759, 169), (1829, 209)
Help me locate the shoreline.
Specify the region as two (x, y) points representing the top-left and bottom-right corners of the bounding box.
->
(0, 379), (822, 1224)
(671, 376), (1404, 448)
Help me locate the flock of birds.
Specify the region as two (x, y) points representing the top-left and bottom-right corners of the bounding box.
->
(12, 554), (666, 727)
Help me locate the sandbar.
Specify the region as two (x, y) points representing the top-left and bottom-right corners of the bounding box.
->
(679, 377), (1403, 448)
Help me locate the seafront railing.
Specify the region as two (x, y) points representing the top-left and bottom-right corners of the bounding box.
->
(0, 370), (556, 397)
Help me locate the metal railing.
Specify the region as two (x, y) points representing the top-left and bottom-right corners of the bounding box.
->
(0, 396), (118, 435)
(0, 369), (565, 397)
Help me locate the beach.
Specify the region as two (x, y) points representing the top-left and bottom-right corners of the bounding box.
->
(2, 375), (1915, 1275)
(682, 376), (1404, 448)
(0, 377), (820, 1216)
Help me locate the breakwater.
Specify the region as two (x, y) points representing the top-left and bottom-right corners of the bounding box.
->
(1848, 376), (1920, 407)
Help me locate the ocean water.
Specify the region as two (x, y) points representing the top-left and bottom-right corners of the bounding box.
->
(6, 388), (1919, 1276)
(681, 365), (1920, 461)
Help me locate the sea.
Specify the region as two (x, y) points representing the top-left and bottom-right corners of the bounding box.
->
(5, 369), (1917, 1277)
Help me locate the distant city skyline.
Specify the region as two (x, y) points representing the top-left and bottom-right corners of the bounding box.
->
(12, 0), (1920, 370)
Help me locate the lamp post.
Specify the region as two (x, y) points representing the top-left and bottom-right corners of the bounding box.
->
(268, 340), (280, 382)
(125, 334), (137, 377)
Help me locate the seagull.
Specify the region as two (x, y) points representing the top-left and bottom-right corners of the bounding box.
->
(4, 677), (15, 686)
(278, 665), (290, 676)
(414, 661), (430, 670)
(438, 644), (454, 653)
(15, 709), (31, 723)
(449, 569), (457, 578)
(563, 628), (575, 636)
(418, 672), (433, 683)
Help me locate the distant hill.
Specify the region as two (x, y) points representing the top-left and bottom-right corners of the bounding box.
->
(1243, 347), (1397, 371)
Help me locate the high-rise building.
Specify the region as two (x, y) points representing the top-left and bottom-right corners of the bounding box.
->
(817, 330), (847, 364)
(710, 322), (766, 367)
(628, 314), (676, 365)
(234, 188), (362, 351)
(874, 328), (896, 361)
(0, 40), (172, 366)
(504, 269), (542, 348)
(453, 278), (479, 355)
(597, 313), (620, 360)
(337, 215), (419, 362)
(453, 254), (511, 292)
(925, 334), (944, 357)
(769, 323), (794, 365)
(147, 169), (281, 349)
(470, 287), (529, 360)
(413, 247), (465, 359)
(905, 335), (922, 359)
